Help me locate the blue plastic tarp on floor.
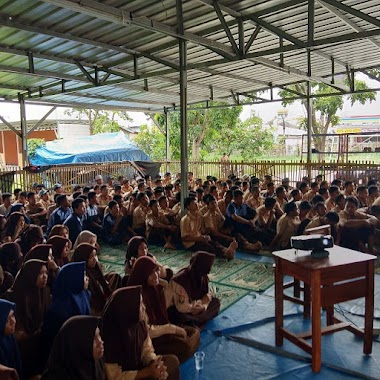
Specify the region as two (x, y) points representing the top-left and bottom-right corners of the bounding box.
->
(29, 131), (150, 165)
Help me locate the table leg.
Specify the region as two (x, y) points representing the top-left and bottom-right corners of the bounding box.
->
(275, 257), (284, 346)
(311, 270), (322, 373)
(364, 261), (374, 355)
(304, 283), (311, 319)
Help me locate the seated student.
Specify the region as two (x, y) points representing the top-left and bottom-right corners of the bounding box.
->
(16, 224), (44, 256)
(72, 230), (100, 253)
(270, 201), (300, 251)
(46, 235), (71, 268)
(23, 243), (60, 277)
(158, 196), (177, 223)
(0, 243), (23, 279)
(368, 185), (379, 207)
(305, 211), (340, 240)
(0, 300), (23, 380)
(63, 198), (86, 246)
(102, 200), (130, 245)
(102, 286), (180, 380)
(180, 197), (233, 258)
(132, 192), (149, 236)
(167, 251), (220, 328)
(85, 191), (102, 236)
(226, 190), (262, 251)
(124, 236), (172, 282)
(203, 195), (237, 259)
(128, 256), (200, 363)
(337, 196), (377, 253)
(356, 185), (369, 209)
(41, 262), (91, 366)
(72, 243), (120, 314)
(145, 199), (177, 249)
(41, 315), (105, 380)
(0, 193), (12, 216)
(47, 224), (70, 241)
(303, 202), (327, 232)
(245, 186), (263, 209)
(0, 264), (14, 296)
(3, 213), (27, 243)
(46, 195), (71, 237)
(25, 191), (47, 226)
(334, 193), (346, 213)
(217, 189), (233, 216)
(254, 197), (277, 245)
(2, 259), (50, 378)
(296, 200), (313, 235)
(97, 184), (112, 215)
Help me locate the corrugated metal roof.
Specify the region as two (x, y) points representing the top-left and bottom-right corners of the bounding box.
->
(0, 0), (379, 112)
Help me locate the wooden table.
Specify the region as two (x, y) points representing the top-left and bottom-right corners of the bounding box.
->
(273, 245), (376, 372)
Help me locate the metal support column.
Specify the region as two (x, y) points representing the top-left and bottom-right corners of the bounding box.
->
(306, 81), (312, 178)
(18, 93), (28, 168)
(177, 0), (188, 213)
(164, 107), (170, 173)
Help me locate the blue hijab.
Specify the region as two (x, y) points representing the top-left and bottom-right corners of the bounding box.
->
(51, 262), (91, 317)
(41, 262), (91, 364)
(0, 299), (23, 379)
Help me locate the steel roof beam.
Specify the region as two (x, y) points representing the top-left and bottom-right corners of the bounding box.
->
(212, 0), (240, 57)
(39, 0), (236, 58)
(0, 16), (179, 71)
(320, 0), (380, 29)
(318, 0), (380, 50)
(308, 0), (315, 46)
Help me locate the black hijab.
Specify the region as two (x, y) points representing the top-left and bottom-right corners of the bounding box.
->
(102, 286), (147, 371)
(43, 315), (104, 380)
(128, 256), (169, 325)
(0, 299), (23, 379)
(172, 251), (215, 301)
(3, 259), (51, 335)
(0, 243), (22, 277)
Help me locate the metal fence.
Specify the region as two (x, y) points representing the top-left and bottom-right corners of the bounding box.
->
(0, 160), (379, 193)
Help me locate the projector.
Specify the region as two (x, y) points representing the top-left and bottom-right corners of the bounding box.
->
(291, 234), (334, 259)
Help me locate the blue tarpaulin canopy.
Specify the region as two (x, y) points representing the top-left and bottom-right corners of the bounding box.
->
(29, 131), (150, 166)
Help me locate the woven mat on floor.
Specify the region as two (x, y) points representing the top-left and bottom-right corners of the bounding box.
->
(99, 244), (273, 311)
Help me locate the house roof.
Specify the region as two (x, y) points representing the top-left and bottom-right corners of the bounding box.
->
(0, 0), (379, 112)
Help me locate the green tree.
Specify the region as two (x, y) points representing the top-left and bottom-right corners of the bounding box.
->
(64, 108), (131, 135)
(134, 124), (166, 161)
(135, 103), (271, 161)
(208, 111), (274, 160)
(27, 138), (45, 158)
(278, 81), (376, 152)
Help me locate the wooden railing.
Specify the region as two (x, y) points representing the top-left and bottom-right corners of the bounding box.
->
(0, 162), (141, 193)
(0, 159), (378, 193)
(161, 160), (379, 187)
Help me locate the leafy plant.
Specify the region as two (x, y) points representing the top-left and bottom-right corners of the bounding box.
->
(27, 138), (46, 158)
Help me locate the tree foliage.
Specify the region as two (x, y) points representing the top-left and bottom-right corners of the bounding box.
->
(134, 103), (273, 161)
(64, 108), (132, 135)
(27, 138), (45, 158)
(278, 80), (376, 152)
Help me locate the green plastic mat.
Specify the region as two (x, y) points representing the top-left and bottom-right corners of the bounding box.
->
(98, 244), (273, 311)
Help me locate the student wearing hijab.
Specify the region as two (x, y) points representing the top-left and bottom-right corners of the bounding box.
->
(72, 243), (120, 314)
(23, 244), (59, 288)
(41, 315), (105, 380)
(2, 259), (51, 378)
(72, 230), (100, 252)
(124, 236), (172, 282)
(46, 235), (71, 267)
(3, 213), (27, 243)
(0, 243), (22, 278)
(102, 286), (180, 380)
(0, 264), (13, 295)
(0, 300), (23, 379)
(167, 251), (220, 327)
(129, 256), (200, 363)
(41, 262), (91, 368)
(16, 225), (44, 255)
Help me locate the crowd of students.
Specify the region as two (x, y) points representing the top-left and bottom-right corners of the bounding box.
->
(0, 171), (379, 379)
